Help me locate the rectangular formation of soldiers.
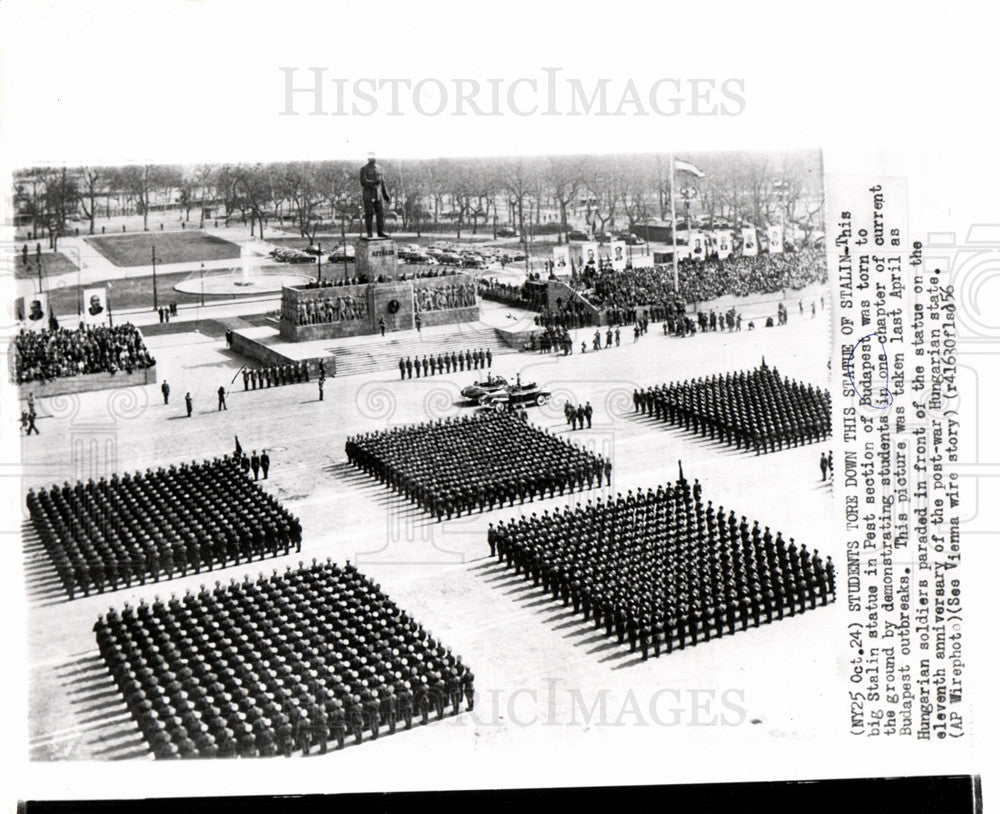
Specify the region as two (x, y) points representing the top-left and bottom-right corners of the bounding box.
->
(487, 464), (836, 659)
(633, 362), (832, 455)
(94, 559), (475, 758)
(242, 361), (311, 390)
(398, 347), (491, 379)
(345, 412), (611, 521)
(26, 456), (302, 599)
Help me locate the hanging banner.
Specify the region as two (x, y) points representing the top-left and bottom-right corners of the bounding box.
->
(767, 224), (784, 253)
(552, 245), (570, 271)
(715, 230), (733, 260)
(741, 227), (758, 256)
(609, 241), (627, 270)
(689, 231), (707, 261)
(580, 242), (600, 269)
(18, 294), (49, 331)
(83, 287), (109, 326)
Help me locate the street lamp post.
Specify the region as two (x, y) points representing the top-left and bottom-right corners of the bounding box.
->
(151, 245), (159, 311)
(200, 263), (205, 306)
(341, 216), (349, 282)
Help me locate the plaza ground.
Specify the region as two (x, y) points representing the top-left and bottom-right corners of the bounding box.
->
(17, 289), (840, 777)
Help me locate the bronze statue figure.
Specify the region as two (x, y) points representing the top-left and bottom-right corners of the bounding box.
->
(359, 153), (390, 239)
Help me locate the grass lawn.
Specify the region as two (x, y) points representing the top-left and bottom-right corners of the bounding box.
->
(45, 267), (261, 315)
(14, 251), (79, 279)
(84, 231), (241, 267)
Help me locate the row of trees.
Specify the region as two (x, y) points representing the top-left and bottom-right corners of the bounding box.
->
(13, 151), (824, 247)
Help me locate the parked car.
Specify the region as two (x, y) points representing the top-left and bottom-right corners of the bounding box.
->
(271, 246), (317, 263)
(463, 255), (488, 269)
(593, 231), (614, 243)
(566, 230), (589, 241)
(327, 245), (355, 262)
(496, 226), (518, 237)
(460, 374), (509, 401)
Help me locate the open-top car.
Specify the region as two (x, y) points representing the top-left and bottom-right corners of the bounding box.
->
(460, 374), (509, 401)
(477, 380), (551, 411)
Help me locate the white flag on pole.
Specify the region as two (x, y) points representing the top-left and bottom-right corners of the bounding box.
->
(674, 158), (705, 178)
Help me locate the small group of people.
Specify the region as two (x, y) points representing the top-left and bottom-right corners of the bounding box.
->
(234, 437), (271, 480)
(819, 450), (834, 481)
(242, 362), (311, 390)
(530, 325), (573, 355)
(583, 320), (649, 353)
(696, 307), (743, 333)
(564, 401), (594, 430)
(20, 392), (40, 436)
(157, 303), (178, 323)
(398, 348), (492, 380)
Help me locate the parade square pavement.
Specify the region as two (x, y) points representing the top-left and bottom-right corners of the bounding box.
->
(17, 290), (841, 774)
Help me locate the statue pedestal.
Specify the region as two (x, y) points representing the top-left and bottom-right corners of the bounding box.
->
(356, 238), (399, 282)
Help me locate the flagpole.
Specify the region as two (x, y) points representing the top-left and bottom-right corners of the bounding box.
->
(669, 153), (678, 293)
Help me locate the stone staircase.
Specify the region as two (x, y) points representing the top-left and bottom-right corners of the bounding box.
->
(329, 325), (518, 378)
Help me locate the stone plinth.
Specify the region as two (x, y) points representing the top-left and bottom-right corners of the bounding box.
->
(277, 272), (480, 342)
(356, 238), (399, 281)
(371, 281), (415, 332)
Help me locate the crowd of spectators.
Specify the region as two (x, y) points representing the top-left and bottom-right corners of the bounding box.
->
(13, 324), (155, 385)
(477, 279), (547, 312)
(571, 248), (827, 314)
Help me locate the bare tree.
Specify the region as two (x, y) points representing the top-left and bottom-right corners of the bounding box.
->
(546, 156), (585, 234)
(78, 167), (104, 234)
(41, 168), (80, 249)
(233, 164), (272, 237)
(501, 159), (537, 244)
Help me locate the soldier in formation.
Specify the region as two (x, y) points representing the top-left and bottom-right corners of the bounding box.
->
(398, 348), (492, 379)
(487, 464), (835, 659)
(345, 412), (608, 521)
(26, 455), (302, 599)
(242, 362), (310, 390)
(93, 559), (475, 758)
(633, 362), (831, 455)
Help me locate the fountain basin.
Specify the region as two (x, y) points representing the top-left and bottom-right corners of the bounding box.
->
(172, 267), (314, 295)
